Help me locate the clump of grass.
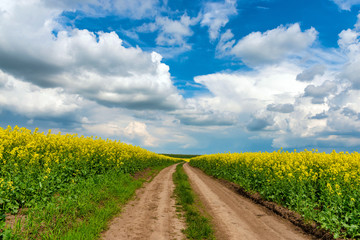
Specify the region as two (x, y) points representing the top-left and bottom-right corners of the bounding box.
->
(4, 166), (166, 240)
(173, 163), (215, 240)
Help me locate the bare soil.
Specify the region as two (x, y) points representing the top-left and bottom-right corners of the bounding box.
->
(216, 179), (334, 240)
(102, 163), (325, 240)
(183, 163), (317, 240)
(5, 208), (27, 230)
(101, 164), (186, 240)
(131, 167), (152, 180)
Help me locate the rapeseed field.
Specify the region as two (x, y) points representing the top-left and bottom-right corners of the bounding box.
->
(0, 125), (176, 215)
(190, 150), (360, 238)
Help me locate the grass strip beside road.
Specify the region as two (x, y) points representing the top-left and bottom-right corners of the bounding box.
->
(4, 166), (167, 240)
(173, 163), (215, 240)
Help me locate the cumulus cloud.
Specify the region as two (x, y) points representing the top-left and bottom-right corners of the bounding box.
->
(111, 0), (160, 19)
(194, 63), (306, 115)
(216, 29), (236, 57)
(0, 1), (183, 111)
(337, 20), (360, 89)
(0, 70), (81, 118)
(82, 120), (157, 147)
(355, 13), (360, 30)
(138, 14), (199, 46)
(201, 0), (237, 40)
(182, 7), (360, 151)
(173, 63), (308, 129)
(266, 76), (360, 150)
(310, 111), (328, 120)
(327, 104), (360, 134)
(341, 61), (360, 89)
(137, 13), (200, 56)
(189, 57), (352, 150)
(174, 98), (238, 126)
(155, 14), (199, 47)
(44, 0), (160, 19)
(123, 121), (157, 146)
(266, 103), (294, 113)
(296, 65), (326, 82)
(332, 89), (360, 114)
(331, 0), (360, 10)
(338, 28), (359, 50)
(304, 80), (338, 104)
(341, 107), (360, 118)
(229, 23), (318, 67)
(246, 116), (274, 131)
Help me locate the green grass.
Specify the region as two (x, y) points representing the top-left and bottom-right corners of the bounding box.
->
(3, 166), (167, 240)
(173, 163), (215, 240)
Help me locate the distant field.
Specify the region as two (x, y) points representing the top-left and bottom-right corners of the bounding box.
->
(160, 153), (201, 159)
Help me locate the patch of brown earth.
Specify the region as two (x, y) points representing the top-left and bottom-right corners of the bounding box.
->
(183, 163), (316, 240)
(216, 178), (336, 240)
(5, 208), (27, 230)
(131, 167), (153, 180)
(101, 164), (186, 240)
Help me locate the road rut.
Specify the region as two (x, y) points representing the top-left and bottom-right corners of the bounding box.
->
(101, 164), (185, 240)
(183, 163), (315, 240)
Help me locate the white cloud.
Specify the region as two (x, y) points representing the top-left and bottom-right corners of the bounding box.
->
(331, 89), (360, 114)
(296, 65), (326, 82)
(0, 1), (183, 110)
(155, 14), (199, 47)
(246, 116), (274, 131)
(332, 0), (360, 10)
(355, 13), (360, 30)
(303, 80), (338, 104)
(216, 29), (235, 57)
(123, 121), (157, 146)
(180, 6), (360, 151)
(174, 98), (238, 126)
(80, 110), (198, 149)
(111, 0), (160, 19)
(201, 0), (237, 40)
(178, 62), (309, 134)
(43, 0), (160, 19)
(342, 60), (360, 88)
(82, 119), (157, 147)
(338, 20), (360, 89)
(137, 13), (200, 56)
(193, 63), (306, 114)
(0, 70), (81, 118)
(188, 56), (360, 149)
(229, 23), (318, 67)
(338, 28), (360, 51)
(266, 103), (294, 113)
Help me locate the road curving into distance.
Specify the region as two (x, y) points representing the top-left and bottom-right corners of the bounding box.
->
(102, 162), (317, 240)
(101, 164), (186, 240)
(183, 163), (316, 240)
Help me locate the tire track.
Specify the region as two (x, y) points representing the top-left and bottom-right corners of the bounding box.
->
(183, 163), (315, 240)
(101, 164), (185, 240)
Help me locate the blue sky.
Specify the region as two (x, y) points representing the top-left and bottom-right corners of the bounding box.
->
(1, 0), (360, 154)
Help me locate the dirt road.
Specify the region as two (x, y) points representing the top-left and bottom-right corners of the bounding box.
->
(183, 163), (315, 240)
(101, 164), (186, 240)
